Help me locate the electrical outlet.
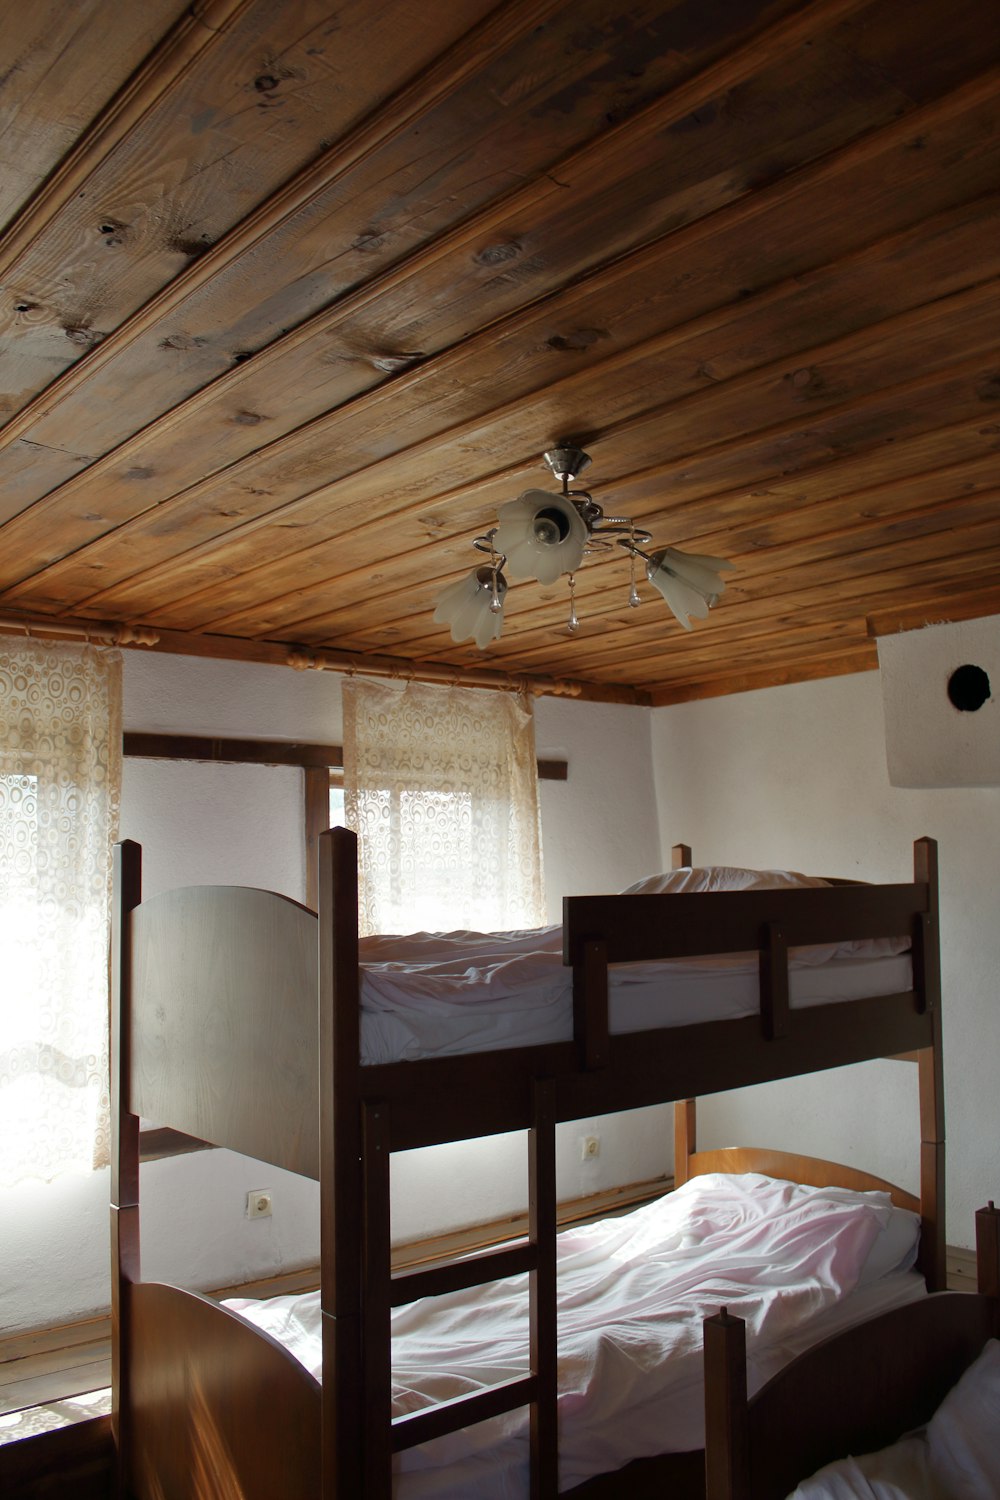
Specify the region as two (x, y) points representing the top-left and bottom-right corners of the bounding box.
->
(247, 1189), (273, 1219)
(580, 1135), (600, 1161)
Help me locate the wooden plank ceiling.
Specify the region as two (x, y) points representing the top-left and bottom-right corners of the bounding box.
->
(0, 0), (997, 705)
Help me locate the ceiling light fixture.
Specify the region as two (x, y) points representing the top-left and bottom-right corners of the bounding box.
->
(434, 444), (734, 648)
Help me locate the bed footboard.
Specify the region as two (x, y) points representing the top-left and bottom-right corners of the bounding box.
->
(703, 1201), (1000, 1500)
(125, 1284), (321, 1500)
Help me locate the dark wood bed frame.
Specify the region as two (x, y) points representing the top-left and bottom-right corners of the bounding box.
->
(110, 831), (944, 1499)
(703, 1201), (999, 1500)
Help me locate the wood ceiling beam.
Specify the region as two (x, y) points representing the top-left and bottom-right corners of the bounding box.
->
(0, 0), (252, 278)
(867, 584), (1000, 637)
(298, 446), (1000, 653)
(0, 1), (193, 230)
(0, 0), (869, 499)
(429, 531), (1000, 677)
(646, 651), (881, 706)
(486, 526), (1000, 666)
(12, 261), (996, 626)
(0, 0), (565, 448)
(487, 547), (1000, 684)
(2, 0), (992, 537)
(5, 84), (994, 567)
(64, 329), (998, 636)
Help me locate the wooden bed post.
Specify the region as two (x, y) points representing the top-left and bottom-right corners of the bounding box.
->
(362, 1099), (393, 1500)
(529, 1077), (559, 1497)
(976, 1201), (1000, 1332)
(913, 837), (945, 1291)
(319, 827), (365, 1499)
(703, 1309), (749, 1500)
(674, 1099), (696, 1188)
(671, 842), (694, 1194)
(110, 840), (142, 1500)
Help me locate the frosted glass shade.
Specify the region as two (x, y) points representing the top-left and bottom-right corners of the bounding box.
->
(494, 490), (588, 584)
(433, 566), (506, 649)
(645, 547), (734, 630)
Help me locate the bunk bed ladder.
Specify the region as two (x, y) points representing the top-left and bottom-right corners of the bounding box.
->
(361, 1077), (560, 1498)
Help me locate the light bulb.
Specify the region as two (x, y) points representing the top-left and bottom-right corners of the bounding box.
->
(495, 490), (588, 583)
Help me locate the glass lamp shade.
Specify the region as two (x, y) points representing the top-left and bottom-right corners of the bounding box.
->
(433, 566), (506, 649)
(645, 546), (734, 630)
(494, 490), (588, 584)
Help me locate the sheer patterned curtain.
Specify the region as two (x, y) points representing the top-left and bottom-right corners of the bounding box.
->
(342, 678), (544, 935)
(0, 636), (122, 1185)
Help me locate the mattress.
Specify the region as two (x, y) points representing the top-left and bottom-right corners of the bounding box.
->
(225, 1172), (925, 1497)
(357, 922), (913, 1064)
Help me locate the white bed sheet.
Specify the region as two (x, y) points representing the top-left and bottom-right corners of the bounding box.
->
(225, 1172), (924, 1497)
(357, 926), (913, 1064)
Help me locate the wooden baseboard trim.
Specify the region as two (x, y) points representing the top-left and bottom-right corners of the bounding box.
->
(390, 1174), (672, 1272)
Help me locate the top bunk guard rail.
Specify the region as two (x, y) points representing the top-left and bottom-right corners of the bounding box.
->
(563, 877), (933, 1066)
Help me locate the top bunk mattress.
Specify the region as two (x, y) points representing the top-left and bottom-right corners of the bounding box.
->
(129, 862), (916, 1071)
(358, 924), (912, 1063)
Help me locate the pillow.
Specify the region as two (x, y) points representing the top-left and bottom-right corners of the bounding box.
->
(620, 866), (830, 895)
(618, 866), (911, 962)
(814, 1187), (920, 1287)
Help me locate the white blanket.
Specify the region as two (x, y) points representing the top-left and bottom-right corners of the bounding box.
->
(225, 1172), (922, 1497)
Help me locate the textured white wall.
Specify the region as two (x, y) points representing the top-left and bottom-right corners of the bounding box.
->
(879, 617), (1000, 787)
(650, 668), (1000, 1249)
(7, 654), (664, 1333)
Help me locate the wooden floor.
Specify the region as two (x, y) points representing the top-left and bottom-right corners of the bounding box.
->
(0, 1327), (110, 1421)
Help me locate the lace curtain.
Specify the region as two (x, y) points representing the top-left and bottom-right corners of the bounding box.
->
(343, 678), (544, 935)
(0, 636), (122, 1185)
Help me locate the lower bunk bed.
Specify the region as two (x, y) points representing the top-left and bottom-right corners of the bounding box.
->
(703, 1201), (1000, 1500)
(111, 832), (946, 1499)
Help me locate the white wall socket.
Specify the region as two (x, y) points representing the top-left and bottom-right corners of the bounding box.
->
(580, 1135), (600, 1161)
(247, 1189), (273, 1219)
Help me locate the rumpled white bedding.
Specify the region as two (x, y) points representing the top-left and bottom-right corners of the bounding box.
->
(787, 1339), (1000, 1500)
(356, 924), (912, 1065)
(225, 1172), (923, 1498)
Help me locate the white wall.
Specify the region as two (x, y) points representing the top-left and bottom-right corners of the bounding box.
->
(6, 654), (664, 1334)
(879, 616), (1000, 787)
(649, 666), (1000, 1249)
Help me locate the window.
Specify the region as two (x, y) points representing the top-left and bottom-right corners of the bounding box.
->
(341, 677), (544, 934)
(328, 771), (346, 829)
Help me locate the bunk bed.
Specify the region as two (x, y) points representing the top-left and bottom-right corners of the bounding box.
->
(702, 1201), (999, 1499)
(110, 830), (945, 1500)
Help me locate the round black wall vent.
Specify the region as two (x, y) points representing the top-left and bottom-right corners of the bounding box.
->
(947, 664), (991, 712)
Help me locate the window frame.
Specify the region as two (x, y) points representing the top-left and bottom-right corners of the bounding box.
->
(123, 733), (566, 910)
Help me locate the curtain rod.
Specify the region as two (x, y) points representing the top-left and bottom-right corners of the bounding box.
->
(0, 615), (158, 647)
(0, 613), (650, 705)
